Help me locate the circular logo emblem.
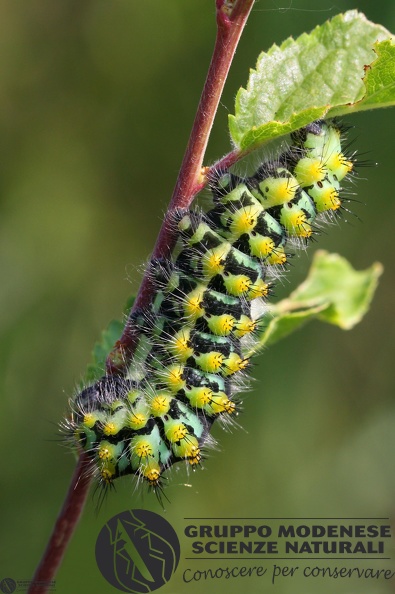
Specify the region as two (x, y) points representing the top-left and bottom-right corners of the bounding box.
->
(95, 509), (180, 593)
(0, 579), (16, 594)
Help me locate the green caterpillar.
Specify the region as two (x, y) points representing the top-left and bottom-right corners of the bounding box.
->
(65, 119), (355, 494)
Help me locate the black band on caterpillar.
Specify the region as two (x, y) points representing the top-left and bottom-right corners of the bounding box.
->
(65, 119), (356, 494)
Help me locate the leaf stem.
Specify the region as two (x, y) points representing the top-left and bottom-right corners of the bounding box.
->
(106, 0), (255, 374)
(28, 2), (255, 592)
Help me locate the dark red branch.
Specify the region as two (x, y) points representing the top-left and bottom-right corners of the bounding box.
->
(106, 0), (255, 374)
(27, 454), (92, 594)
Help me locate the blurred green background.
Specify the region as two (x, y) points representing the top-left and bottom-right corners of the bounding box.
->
(1, 1), (394, 593)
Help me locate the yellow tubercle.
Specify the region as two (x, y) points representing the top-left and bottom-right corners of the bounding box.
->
(249, 235), (275, 259)
(142, 461), (161, 486)
(294, 157), (326, 186)
(98, 445), (112, 460)
(222, 352), (249, 376)
(100, 467), (116, 483)
(210, 395), (236, 414)
(281, 209), (312, 238)
(172, 435), (201, 465)
(326, 152), (353, 181)
(150, 393), (172, 416)
(223, 274), (251, 296)
(229, 205), (259, 236)
(160, 364), (186, 392)
(166, 422), (189, 443)
(187, 386), (213, 408)
(207, 314), (235, 336)
(168, 328), (193, 361)
(267, 246), (287, 265)
(187, 446), (201, 466)
(202, 246), (227, 278)
(134, 440), (154, 459)
(247, 278), (269, 299)
(83, 413), (96, 428)
(103, 421), (117, 436)
(184, 288), (204, 319)
(128, 411), (149, 431)
(233, 315), (256, 338)
(258, 175), (297, 208)
(195, 351), (224, 373)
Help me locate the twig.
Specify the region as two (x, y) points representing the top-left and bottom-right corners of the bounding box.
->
(28, 455), (92, 594)
(106, 0), (255, 374)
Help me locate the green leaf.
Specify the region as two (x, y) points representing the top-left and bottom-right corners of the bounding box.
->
(84, 319), (124, 384)
(83, 296), (135, 384)
(229, 11), (393, 152)
(249, 250), (383, 353)
(344, 39), (395, 113)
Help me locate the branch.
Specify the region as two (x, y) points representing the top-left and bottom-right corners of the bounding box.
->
(27, 454), (92, 594)
(106, 0), (255, 374)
